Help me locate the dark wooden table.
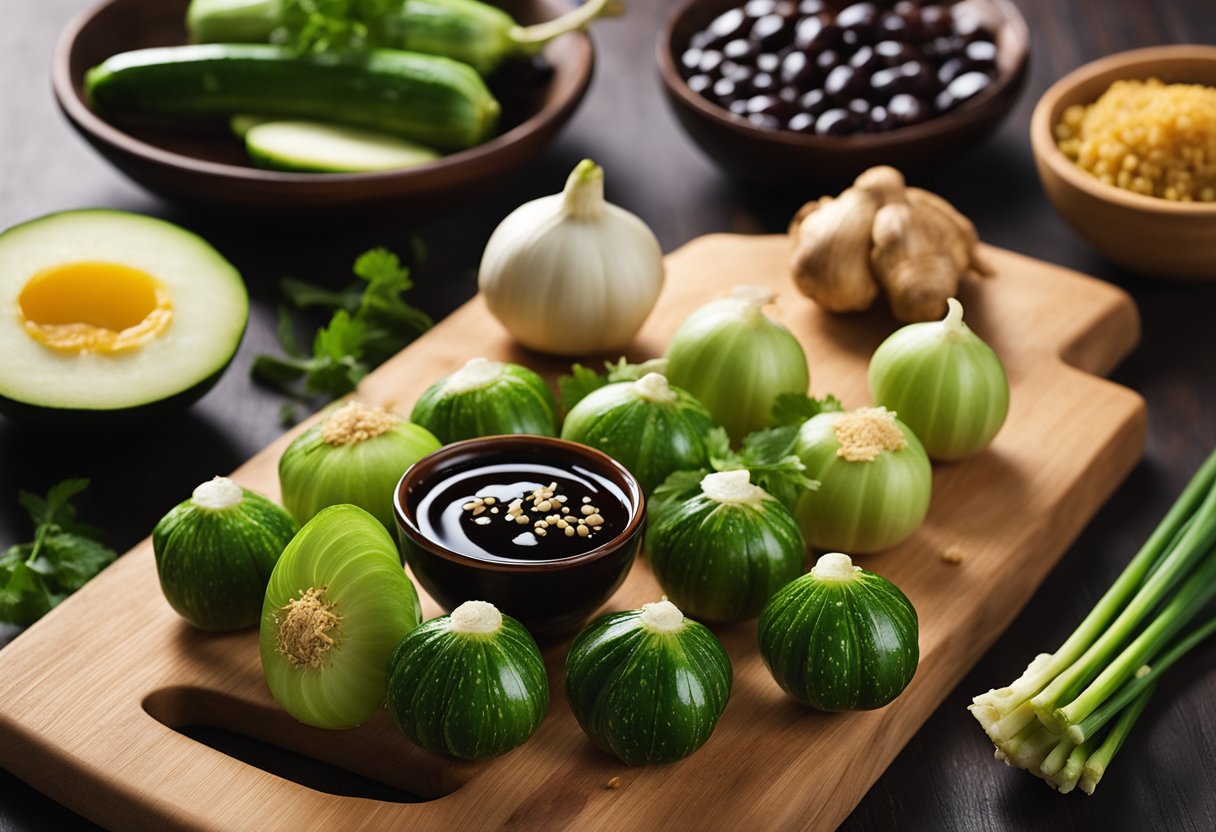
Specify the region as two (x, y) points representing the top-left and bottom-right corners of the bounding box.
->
(2, 0), (1214, 829)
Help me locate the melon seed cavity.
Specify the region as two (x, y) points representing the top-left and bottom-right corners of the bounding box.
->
(834, 407), (907, 462)
(276, 587), (342, 669)
(321, 401), (399, 446)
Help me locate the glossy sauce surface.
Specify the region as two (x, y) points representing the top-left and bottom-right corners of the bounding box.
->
(414, 460), (631, 563)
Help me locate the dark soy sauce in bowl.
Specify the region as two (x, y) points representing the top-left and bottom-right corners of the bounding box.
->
(415, 461), (631, 563)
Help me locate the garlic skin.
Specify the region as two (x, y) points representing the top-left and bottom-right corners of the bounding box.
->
(479, 159), (665, 356)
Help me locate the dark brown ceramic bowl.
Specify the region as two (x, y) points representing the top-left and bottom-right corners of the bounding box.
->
(393, 435), (645, 639)
(52, 0), (594, 211)
(657, 0), (1030, 185)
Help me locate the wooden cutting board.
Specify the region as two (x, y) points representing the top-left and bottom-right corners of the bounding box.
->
(0, 234), (1145, 831)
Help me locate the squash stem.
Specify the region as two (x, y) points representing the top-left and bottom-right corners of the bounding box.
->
(561, 159), (606, 218)
(509, 0), (624, 50)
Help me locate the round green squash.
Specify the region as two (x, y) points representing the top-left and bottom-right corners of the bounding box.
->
(260, 504), (422, 729)
(565, 599), (732, 765)
(386, 600), (549, 759)
(279, 400), (441, 535)
(665, 285), (810, 443)
(153, 476), (299, 631)
(646, 470), (804, 621)
(792, 407), (932, 553)
(560, 373), (717, 494)
(410, 357), (558, 444)
(757, 552), (919, 711)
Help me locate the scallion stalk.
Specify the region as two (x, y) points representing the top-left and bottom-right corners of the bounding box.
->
(970, 445), (1216, 794)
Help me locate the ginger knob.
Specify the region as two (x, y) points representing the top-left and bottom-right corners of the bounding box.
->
(788, 166), (992, 323)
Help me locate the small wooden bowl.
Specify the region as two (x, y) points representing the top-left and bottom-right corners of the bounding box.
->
(393, 435), (645, 640)
(1030, 45), (1216, 280)
(52, 0), (594, 212)
(656, 0), (1030, 186)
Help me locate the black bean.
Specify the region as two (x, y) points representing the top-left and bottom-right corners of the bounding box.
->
(752, 14), (794, 49)
(786, 111), (818, 132)
(781, 50), (819, 86)
(723, 38), (756, 60)
(708, 8), (748, 43)
(778, 85), (800, 103)
(687, 73), (713, 94)
(744, 0), (777, 17)
(887, 93), (931, 124)
(964, 39), (998, 66)
(868, 104), (892, 131)
(875, 40), (915, 64)
(756, 52), (782, 73)
(824, 64), (865, 100)
(795, 16), (841, 51)
(945, 70), (992, 103)
(897, 58), (940, 97)
(798, 87), (829, 114)
(815, 108), (862, 135)
(748, 112), (782, 129)
(938, 57), (965, 84)
(713, 77), (740, 100)
(919, 5), (952, 39)
(751, 71), (779, 92)
(816, 48), (842, 72)
(877, 12), (910, 41)
(837, 3), (880, 38)
(849, 45), (882, 73)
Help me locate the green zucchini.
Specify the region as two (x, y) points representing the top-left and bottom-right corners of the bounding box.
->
(646, 470), (804, 622)
(565, 600), (732, 765)
(410, 357), (558, 444)
(153, 477), (299, 631)
(186, 0), (621, 76)
(85, 44), (500, 151)
(260, 504), (423, 729)
(560, 373), (717, 494)
(244, 120), (440, 173)
(757, 552), (919, 711)
(386, 601), (548, 759)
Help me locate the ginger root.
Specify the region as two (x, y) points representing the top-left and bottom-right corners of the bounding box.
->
(789, 166), (993, 322)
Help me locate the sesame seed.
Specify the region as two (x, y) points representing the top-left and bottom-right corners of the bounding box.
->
(537, 500), (552, 512)
(473, 506), (485, 516)
(564, 526), (575, 537)
(561, 507), (570, 514)
(483, 497), (496, 505)
(581, 505), (595, 516)
(462, 501), (478, 511)
(535, 527), (547, 537)
(490, 507), (499, 514)
(473, 517), (491, 526)
(515, 515), (529, 525)
(577, 525), (590, 537)
(556, 519), (569, 529)
(586, 514), (604, 527)
(582, 496), (592, 504)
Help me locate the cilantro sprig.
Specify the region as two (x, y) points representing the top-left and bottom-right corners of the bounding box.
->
(252, 247), (432, 420)
(274, 0), (398, 53)
(0, 479), (116, 626)
(557, 356), (669, 416)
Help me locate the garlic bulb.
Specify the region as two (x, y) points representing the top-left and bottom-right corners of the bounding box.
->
(478, 159), (665, 356)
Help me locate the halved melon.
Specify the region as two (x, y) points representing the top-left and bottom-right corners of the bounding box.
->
(0, 210), (248, 424)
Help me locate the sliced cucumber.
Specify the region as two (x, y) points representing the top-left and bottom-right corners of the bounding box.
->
(244, 120), (441, 173)
(230, 114), (271, 138)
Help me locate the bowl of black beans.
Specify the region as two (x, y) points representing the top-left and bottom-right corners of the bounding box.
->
(657, 0), (1029, 184)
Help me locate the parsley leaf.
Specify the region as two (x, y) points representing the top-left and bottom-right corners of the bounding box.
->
(557, 356), (668, 415)
(275, 0), (397, 53)
(771, 392), (844, 427)
(252, 247), (431, 408)
(649, 469), (710, 521)
(0, 479), (115, 626)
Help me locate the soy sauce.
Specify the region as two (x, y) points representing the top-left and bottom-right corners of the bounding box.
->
(415, 461), (631, 563)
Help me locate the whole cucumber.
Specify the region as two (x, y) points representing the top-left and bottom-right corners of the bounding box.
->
(85, 44), (500, 150)
(185, 0), (620, 76)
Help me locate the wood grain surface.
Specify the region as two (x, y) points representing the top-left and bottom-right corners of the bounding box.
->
(3, 1), (1216, 830)
(0, 234), (1145, 831)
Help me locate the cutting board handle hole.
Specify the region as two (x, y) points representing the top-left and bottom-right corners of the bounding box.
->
(143, 687), (442, 803)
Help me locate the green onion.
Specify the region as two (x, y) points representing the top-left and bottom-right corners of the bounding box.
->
(970, 446), (1216, 793)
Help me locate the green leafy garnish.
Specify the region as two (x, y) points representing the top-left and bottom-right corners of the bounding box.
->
(0, 479), (115, 626)
(275, 0), (397, 53)
(771, 392), (844, 427)
(557, 357), (669, 415)
(252, 247), (432, 412)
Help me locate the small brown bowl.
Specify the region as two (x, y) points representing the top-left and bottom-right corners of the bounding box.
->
(657, 0), (1029, 186)
(393, 435), (645, 640)
(52, 0), (594, 212)
(1030, 45), (1216, 281)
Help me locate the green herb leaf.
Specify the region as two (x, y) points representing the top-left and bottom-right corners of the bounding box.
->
(276, 0), (397, 53)
(0, 480), (114, 626)
(558, 357), (669, 415)
(252, 247), (431, 409)
(771, 392), (844, 427)
(650, 469), (710, 520)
